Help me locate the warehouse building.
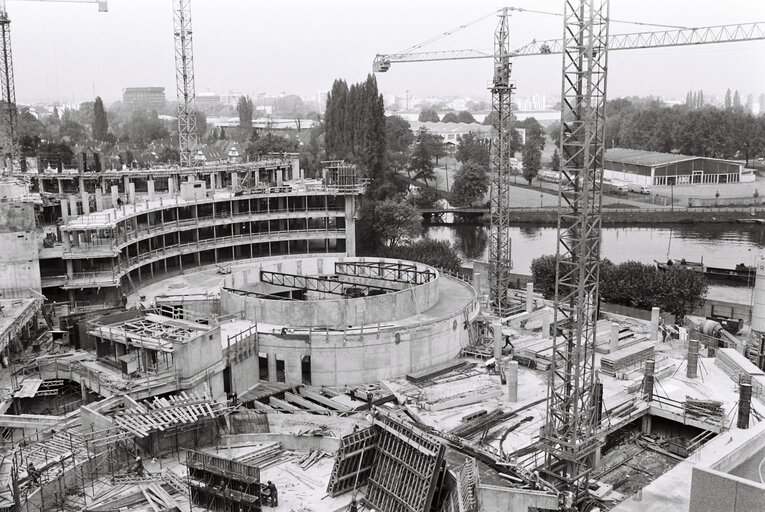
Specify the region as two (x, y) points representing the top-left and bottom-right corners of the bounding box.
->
(604, 148), (752, 186)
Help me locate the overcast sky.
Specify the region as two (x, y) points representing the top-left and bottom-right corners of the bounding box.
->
(8, 0), (765, 105)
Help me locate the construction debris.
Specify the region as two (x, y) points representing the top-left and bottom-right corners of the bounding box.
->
(600, 341), (655, 377)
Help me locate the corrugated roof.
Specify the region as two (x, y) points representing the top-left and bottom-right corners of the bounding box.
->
(604, 148), (741, 168)
(410, 121), (492, 135)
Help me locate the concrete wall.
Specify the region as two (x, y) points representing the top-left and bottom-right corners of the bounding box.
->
(478, 485), (559, 511)
(689, 467), (765, 512)
(221, 257), (441, 328)
(222, 433), (341, 454)
(0, 201), (41, 298)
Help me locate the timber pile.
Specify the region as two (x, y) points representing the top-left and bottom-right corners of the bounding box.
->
(297, 449), (331, 470)
(715, 348), (765, 397)
(235, 442), (284, 469)
(684, 398), (724, 420)
(600, 341), (655, 377)
(406, 360), (470, 384)
(450, 408), (516, 439)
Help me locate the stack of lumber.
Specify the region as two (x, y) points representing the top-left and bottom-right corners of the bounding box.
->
(450, 408), (516, 440)
(684, 397), (724, 420)
(84, 483), (179, 512)
(715, 348), (765, 397)
(297, 449), (330, 471)
(600, 341), (655, 377)
(234, 442), (284, 469)
(406, 360), (470, 384)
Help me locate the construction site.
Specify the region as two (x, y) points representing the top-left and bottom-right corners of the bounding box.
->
(0, 0), (763, 511)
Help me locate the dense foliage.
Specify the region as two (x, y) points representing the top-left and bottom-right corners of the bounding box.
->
(450, 161), (490, 206)
(372, 198), (423, 247)
(531, 256), (708, 320)
(379, 239), (461, 273)
(455, 132), (490, 168)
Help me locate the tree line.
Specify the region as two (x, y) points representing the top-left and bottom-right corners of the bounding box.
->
(531, 255), (708, 320)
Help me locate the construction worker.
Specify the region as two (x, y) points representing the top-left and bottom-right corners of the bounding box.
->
(348, 497), (358, 512)
(27, 462), (39, 486)
(134, 456), (144, 477)
(267, 481), (278, 507)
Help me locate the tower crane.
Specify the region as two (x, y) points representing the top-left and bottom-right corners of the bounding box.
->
(374, 6), (764, 510)
(0, 0), (107, 170)
(173, 0), (196, 167)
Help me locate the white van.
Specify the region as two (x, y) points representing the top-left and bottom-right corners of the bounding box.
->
(628, 183), (651, 194)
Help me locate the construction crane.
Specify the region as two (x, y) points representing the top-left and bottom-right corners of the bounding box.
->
(374, 6), (764, 510)
(173, 0), (196, 167)
(0, 0), (107, 171)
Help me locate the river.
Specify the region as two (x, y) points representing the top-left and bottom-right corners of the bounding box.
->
(425, 224), (765, 305)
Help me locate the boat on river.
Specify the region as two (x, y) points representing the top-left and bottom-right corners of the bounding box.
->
(655, 259), (755, 285)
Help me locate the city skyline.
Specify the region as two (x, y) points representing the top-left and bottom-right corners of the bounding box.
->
(5, 0), (764, 105)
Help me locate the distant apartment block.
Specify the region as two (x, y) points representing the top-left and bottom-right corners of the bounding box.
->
(122, 87), (166, 110)
(517, 94), (547, 111)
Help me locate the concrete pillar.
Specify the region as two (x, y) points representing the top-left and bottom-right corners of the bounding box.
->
(267, 354), (277, 384)
(609, 323), (620, 354)
(276, 170), (283, 187)
(686, 339), (699, 378)
(68, 195), (78, 217)
(650, 307), (660, 341)
(525, 282), (534, 313)
(95, 189), (103, 211)
(111, 185), (119, 207)
(81, 191), (90, 215)
(506, 361), (518, 402)
(644, 359), (655, 401)
(542, 310), (551, 337)
(168, 177), (175, 194)
(210, 173), (216, 191)
(641, 415), (652, 434)
(344, 196), (357, 257)
(123, 176), (129, 194)
(231, 172), (238, 189)
(147, 180), (155, 201)
(738, 375), (753, 429)
(292, 159), (300, 181)
(128, 183), (136, 204)
(61, 201), (68, 222)
(57, 179), (63, 195)
(493, 321), (503, 362)
(254, 171), (260, 185)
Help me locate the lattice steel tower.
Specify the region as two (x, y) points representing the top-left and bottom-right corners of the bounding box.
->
(488, 7), (515, 316)
(0, 1), (16, 170)
(173, 0), (197, 167)
(543, 0), (609, 509)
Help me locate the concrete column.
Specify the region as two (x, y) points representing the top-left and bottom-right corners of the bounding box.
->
(210, 173), (216, 191)
(493, 321), (503, 362)
(111, 185), (119, 207)
(147, 180), (155, 201)
(68, 195), (78, 217)
(292, 159), (300, 181)
(231, 172), (238, 189)
(57, 179), (63, 195)
(61, 201), (68, 222)
(542, 310), (551, 337)
(123, 176), (129, 194)
(738, 376), (753, 429)
(168, 177), (175, 194)
(506, 361), (518, 402)
(81, 192), (90, 215)
(268, 354), (277, 384)
(344, 196), (357, 257)
(525, 282), (534, 313)
(276, 170), (283, 187)
(254, 171), (260, 185)
(686, 339), (699, 378)
(609, 323), (620, 354)
(650, 307), (660, 341)
(641, 415), (652, 434)
(95, 189), (103, 211)
(644, 359), (655, 401)
(128, 183), (136, 204)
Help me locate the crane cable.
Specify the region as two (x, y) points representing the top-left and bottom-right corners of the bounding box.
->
(397, 6), (691, 55)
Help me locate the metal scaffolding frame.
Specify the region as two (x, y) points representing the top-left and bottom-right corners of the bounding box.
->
(259, 270), (396, 296)
(173, 0), (197, 167)
(186, 450), (262, 511)
(334, 261), (436, 285)
(0, 4), (16, 167)
(488, 7), (515, 316)
(542, 0), (609, 509)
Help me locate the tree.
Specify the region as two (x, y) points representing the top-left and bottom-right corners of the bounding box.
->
(733, 90), (742, 110)
(93, 96), (109, 141)
(157, 146), (180, 164)
(518, 117), (546, 150)
(657, 268), (708, 320)
(124, 110), (169, 145)
(423, 131), (446, 165)
(373, 198), (422, 247)
(530, 255), (558, 298)
(450, 161), (490, 206)
(194, 110), (207, 139)
(409, 128), (435, 185)
(724, 89), (732, 109)
(521, 139), (542, 184)
(441, 112), (458, 123)
(379, 239), (461, 273)
(418, 109), (439, 123)
(386, 115), (413, 174)
(550, 148), (561, 172)
(59, 119), (87, 143)
(237, 95), (254, 128)
(456, 111), (476, 124)
(455, 132), (489, 167)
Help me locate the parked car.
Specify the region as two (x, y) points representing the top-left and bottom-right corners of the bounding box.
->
(628, 183), (651, 194)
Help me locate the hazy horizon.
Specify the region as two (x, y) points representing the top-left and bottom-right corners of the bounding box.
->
(6, 0), (764, 106)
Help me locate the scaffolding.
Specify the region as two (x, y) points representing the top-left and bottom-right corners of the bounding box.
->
(186, 450), (262, 511)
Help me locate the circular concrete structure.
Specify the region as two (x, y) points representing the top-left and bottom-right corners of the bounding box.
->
(218, 256), (479, 387)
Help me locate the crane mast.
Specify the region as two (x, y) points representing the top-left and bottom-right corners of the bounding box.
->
(173, 0), (197, 167)
(0, 0), (16, 169)
(541, 0), (609, 509)
(488, 8), (514, 316)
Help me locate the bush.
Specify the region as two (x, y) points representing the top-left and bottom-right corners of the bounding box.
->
(379, 239), (461, 273)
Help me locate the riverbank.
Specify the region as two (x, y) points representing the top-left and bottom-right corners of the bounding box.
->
(425, 207), (765, 226)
